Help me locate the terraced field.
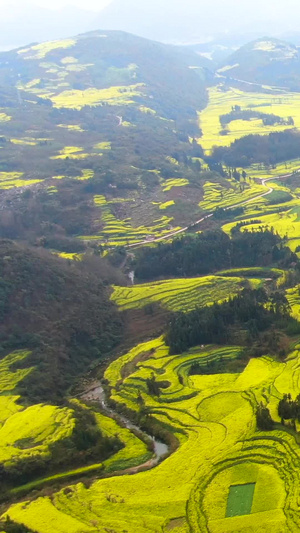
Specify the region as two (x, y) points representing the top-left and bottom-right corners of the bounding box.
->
(199, 179), (267, 211)
(199, 86), (300, 153)
(0, 351), (76, 468)
(111, 275), (262, 312)
(80, 195), (181, 246)
(222, 202), (300, 252)
(7, 337), (300, 532)
(0, 172), (43, 190)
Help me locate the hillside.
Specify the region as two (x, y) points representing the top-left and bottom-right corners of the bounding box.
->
(217, 37), (300, 89)
(4, 26), (300, 533)
(0, 30), (214, 249)
(0, 240), (123, 403)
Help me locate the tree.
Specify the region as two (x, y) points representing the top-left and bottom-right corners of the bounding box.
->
(256, 404), (274, 430)
(232, 169), (240, 181)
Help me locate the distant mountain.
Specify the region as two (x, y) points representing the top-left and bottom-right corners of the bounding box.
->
(0, 30), (209, 118)
(96, 0), (300, 45)
(3, 0), (300, 52)
(217, 37), (300, 89)
(185, 34), (263, 64)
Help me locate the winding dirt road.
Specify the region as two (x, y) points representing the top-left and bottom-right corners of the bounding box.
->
(127, 172), (296, 249)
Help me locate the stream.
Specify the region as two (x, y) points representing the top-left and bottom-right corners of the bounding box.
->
(81, 383), (169, 464)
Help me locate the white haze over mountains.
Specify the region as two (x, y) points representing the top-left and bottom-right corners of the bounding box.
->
(1, 0), (300, 50)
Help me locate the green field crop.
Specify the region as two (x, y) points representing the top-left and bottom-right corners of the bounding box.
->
(226, 483), (256, 517)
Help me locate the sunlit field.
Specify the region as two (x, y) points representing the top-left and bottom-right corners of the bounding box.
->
(199, 86), (300, 153)
(111, 274), (262, 312)
(18, 39), (76, 60)
(80, 195), (181, 246)
(50, 84), (145, 109)
(7, 336), (300, 532)
(0, 172), (43, 189)
(222, 203), (300, 252)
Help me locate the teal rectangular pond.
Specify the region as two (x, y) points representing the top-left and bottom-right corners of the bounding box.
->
(226, 483), (256, 517)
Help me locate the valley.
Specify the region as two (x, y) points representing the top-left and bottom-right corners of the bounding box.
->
(1, 27), (300, 533)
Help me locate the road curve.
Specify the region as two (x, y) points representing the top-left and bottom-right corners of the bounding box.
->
(127, 172), (296, 249)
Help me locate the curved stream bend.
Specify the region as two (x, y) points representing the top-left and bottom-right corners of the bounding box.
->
(82, 384), (169, 467)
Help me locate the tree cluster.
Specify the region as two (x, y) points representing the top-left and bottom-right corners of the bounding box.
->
(165, 288), (298, 354)
(135, 228), (296, 280)
(256, 404), (274, 431)
(220, 108), (293, 128)
(278, 393), (300, 427)
(211, 129), (300, 167)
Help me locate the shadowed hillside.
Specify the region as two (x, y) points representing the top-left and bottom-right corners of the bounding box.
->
(0, 240), (123, 402)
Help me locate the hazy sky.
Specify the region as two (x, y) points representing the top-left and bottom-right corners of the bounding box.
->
(1, 0), (300, 51)
(0, 0), (112, 9)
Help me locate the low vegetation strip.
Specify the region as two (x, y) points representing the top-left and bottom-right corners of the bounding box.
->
(81, 195), (180, 246)
(50, 84), (145, 109)
(111, 275), (262, 313)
